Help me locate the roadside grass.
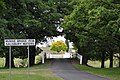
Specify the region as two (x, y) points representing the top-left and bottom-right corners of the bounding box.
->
(0, 69), (63, 80)
(74, 64), (120, 80)
(30, 63), (48, 69)
(0, 59), (63, 80)
(0, 57), (63, 80)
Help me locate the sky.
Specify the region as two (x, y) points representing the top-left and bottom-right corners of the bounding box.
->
(37, 36), (73, 48)
(53, 36), (66, 42)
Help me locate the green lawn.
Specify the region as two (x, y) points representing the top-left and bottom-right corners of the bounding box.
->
(0, 58), (63, 80)
(0, 69), (63, 80)
(74, 64), (120, 80)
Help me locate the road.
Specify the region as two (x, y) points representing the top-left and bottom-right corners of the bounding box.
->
(47, 58), (110, 80)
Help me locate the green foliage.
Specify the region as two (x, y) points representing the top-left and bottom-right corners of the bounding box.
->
(14, 58), (28, 67)
(36, 47), (43, 55)
(0, 0), (73, 67)
(62, 0), (120, 64)
(0, 58), (5, 67)
(50, 40), (67, 53)
(35, 55), (42, 64)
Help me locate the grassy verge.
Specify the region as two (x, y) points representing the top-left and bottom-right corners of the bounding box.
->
(0, 59), (63, 80)
(0, 63), (63, 80)
(74, 64), (120, 80)
(0, 69), (63, 80)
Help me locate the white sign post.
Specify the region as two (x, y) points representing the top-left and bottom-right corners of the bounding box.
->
(4, 39), (35, 80)
(9, 46), (11, 80)
(27, 46), (30, 80)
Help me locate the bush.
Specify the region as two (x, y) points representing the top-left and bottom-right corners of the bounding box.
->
(35, 55), (42, 64)
(14, 58), (27, 67)
(0, 58), (5, 67)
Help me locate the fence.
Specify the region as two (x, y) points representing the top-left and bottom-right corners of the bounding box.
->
(76, 53), (83, 64)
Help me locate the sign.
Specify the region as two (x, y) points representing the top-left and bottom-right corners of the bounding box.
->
(4, 39), (36, 80)
(4, 39), (35, 46)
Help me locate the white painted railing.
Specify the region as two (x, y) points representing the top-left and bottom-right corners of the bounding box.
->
(39, 52), (83, 64)
(46, 52), (71, 58)
(76, 53), (83, 64)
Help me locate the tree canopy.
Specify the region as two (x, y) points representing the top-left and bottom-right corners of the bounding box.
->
(62, 0), (120, 67)
(0, 0), (73, 67)
(1, 0), (119, 68)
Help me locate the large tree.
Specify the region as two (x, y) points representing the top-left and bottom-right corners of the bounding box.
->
(0, 0), (73, 67)
(23, 0), (73, 66)
(62, 0), (120, 68)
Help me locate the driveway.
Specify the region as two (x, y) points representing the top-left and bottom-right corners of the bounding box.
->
(47, 58), (110, 80)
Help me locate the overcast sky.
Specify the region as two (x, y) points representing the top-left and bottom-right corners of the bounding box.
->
(37, 36), (73, 48)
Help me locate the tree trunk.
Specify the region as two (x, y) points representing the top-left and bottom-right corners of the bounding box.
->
(77, 48), (88, 66)
(101, 52), (105, 68)
(29, 46), (36, 66)
(109, 51), (113, 68)
(65, 39), (69, 52)
(82, 55), (88, 66)
(5, 49), (15, 68)
(5, 51), (9, 68)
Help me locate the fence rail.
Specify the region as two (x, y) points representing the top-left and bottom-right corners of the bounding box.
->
(76, 53), (83, 64)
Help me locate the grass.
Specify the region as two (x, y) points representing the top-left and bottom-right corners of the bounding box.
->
(0, 61), (63, 80)
(74, 64), (120, 80)
(1, 57), (119, 80)
(0, 57), (63, 80)
(0, 69), (63, 80)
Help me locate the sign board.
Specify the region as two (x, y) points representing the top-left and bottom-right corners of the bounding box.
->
(4, 39), (35, 46)
(4, 39), (36, 80)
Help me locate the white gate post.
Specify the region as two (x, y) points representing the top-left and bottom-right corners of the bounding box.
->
(42, 53), (44, 64)
(80, 55), (83, 64)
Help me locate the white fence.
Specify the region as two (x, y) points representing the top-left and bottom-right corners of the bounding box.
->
(76, 53), (83, 64)
(46, 52), (72, 58)
(39, 52), (83, 64)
